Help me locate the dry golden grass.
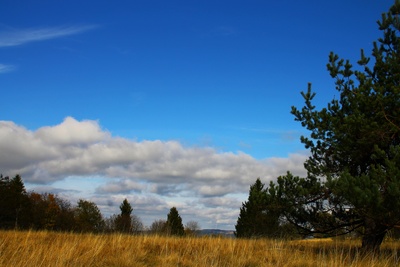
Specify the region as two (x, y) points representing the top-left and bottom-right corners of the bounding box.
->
(0, 230), (399, 267)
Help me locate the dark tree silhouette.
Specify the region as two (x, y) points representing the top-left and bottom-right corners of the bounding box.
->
(75, 199), (104, 232)
(235, 178), (289, 238)
(0, 175), (31, 229)
(115, 198), (134, 233)
(166, 207), (185, 236)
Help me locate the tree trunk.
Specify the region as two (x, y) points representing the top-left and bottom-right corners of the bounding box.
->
(361, 218), (388, 253)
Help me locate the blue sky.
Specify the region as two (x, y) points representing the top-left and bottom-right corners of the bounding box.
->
(0, 1), (393, 229)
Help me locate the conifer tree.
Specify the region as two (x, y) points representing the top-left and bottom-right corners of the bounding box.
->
(271, 1), (400, 252)
(166, 207), (185, 236)
(0, 175), (30, 229)
(115, 198), (133, 233)
(75, 199), (104, 232)
(235, 178), (281, 238)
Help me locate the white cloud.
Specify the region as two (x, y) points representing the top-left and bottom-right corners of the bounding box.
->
(0, 121), (57, 170)
(0, 117), (308, 229)
(0, 25), (97, 48)
(0, 64), (15, 73)
(35, 117), (109, 146)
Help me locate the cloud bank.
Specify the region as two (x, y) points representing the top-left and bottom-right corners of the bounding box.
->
(0, 117), (308, 229)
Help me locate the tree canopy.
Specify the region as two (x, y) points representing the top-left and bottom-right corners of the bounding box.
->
(235, 178), (275, 237)
(115, 198), (134, 233)
(0, 175), (30, 229)
(0, 175), (145, 234)
(166, 207), (185, 236)
(235, 178), (298, 238)
(268, 1), (400, 252)
(75, 199), (104, 232)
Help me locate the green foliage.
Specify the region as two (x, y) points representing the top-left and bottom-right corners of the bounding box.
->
(0, 175), (147, 234)
(75, 199), (105, 232)
(119, 198), (133, 216)
(236, 178), (273, 237)
(271, 1), (400, 252)
(235, 178), (298, 238)
(115, 198), (134, 233)
(166, 207), (185, 236)
(0, 175), (30, 229)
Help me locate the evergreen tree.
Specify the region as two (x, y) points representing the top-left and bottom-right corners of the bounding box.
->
(0, 175), (30, 229)
(166, 207), (185, 236)
(105, 204), (142, 234)
(115, 198), (133, 233)
(235, 178), (281, 238)
(271, 1), (400, 252)
(75, 199), (104, 232)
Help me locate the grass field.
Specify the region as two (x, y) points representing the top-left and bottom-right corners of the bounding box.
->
(0, 230), (399, 266)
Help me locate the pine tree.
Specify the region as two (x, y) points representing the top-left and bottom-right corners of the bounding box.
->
(272, 1), (400, 252)
(235, 178), (281, 238)
(166, 207), (185, 236)
(115, 198), (133, 233)
(0, 175), (30, 229)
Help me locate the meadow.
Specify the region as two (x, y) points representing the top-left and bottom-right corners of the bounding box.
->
(0, 230), (399, 267)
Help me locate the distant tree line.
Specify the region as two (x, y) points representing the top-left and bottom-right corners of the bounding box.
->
(0, 174), (195, 236)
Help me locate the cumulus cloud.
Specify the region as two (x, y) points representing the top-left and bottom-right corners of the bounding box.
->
(35, 117), (109, 146)
(1, 117), (308, 229)
(1, 116), (308, 187)
(0, 25), (97, 48)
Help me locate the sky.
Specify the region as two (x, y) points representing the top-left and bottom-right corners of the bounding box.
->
(0, 0), (394, 230)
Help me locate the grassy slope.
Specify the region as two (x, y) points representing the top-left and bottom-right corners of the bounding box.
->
(0, 230), (399, 266)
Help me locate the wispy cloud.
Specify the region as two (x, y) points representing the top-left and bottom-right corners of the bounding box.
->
(0, 63), (15, 73)
(0, 25), (97, 48)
